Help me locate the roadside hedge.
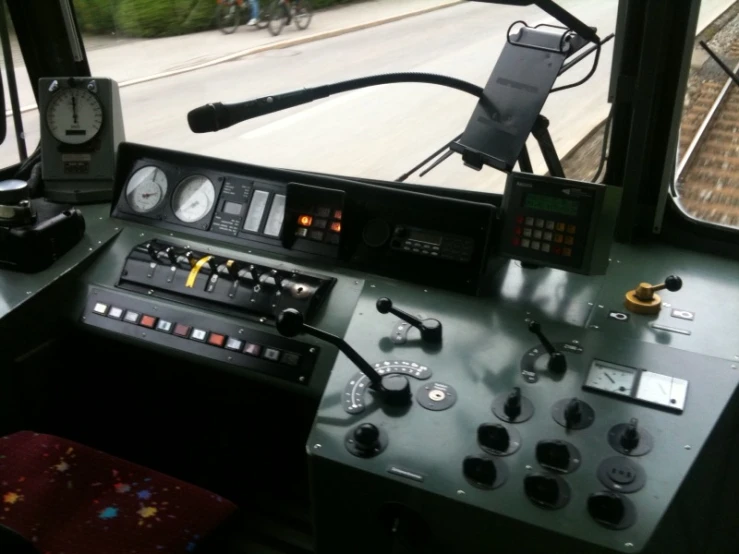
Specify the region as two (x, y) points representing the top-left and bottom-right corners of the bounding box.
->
(74, 0), (360, 38)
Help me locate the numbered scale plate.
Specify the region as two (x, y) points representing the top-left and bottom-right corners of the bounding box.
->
(520, 342), (583, 383)
(344, 361), (432, 414)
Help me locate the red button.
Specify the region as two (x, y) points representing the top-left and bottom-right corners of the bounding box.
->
(514, 227), (522, 236)
(173, 324), (191, 337)
(140, 315), (157, 328)
(553, 246), (562, 255)
(208, 333), (226, 347)
(512, 237), (521, 246)
(516, 215), (524, 224)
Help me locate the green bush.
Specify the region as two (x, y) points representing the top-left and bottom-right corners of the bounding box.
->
(74, 0), (118, 34)
(74, 0), (363, 37)
(115, 0), (213, 38)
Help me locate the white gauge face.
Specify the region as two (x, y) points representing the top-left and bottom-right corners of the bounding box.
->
(585, 360), (639, 396)
(46, 88), (104, 145)
(172, 175), (216, 223)
(126, 166), (168, 214)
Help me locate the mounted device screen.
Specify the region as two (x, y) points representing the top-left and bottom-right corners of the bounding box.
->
(524, 192), (580, 216)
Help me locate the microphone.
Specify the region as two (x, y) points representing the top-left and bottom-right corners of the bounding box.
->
(187, 89), (323, 133)
(470, 0), (599, 44)
(187, 73), (485, 134)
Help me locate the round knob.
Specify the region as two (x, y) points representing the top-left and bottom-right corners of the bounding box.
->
(376, 297), (392, 314)
(665, 275), (682, 292)
(0, 179), (30, 205)
(276, 308), (305, 337)
(353, 423), (380, 450)
(420, 319), (442, 343)
(528, 321), (542, 334)
(478, 424), (510, 453)
(380, 374), (412, 406)
(463, 456), (497, 488)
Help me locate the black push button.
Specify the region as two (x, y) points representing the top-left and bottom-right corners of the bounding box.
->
(524, 474), (570, 509)
(587, 492), (637, 530)
(463, 456), (497, 488)
(537, 440), (570, 471)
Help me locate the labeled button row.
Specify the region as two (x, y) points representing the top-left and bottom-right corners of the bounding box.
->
(92, 302), (301, 368)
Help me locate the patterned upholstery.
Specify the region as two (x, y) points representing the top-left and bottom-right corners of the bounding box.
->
(0, 431), (237, 553)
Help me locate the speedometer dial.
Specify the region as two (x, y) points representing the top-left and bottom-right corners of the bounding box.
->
(126, 166), (168, 213)
(45, 88), (104, 145)
(172, 175), (216, 223)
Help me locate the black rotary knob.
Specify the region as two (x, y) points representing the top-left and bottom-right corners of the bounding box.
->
(463, 456), (497, 488)
(564, 399), (582, 427)
(665, 275), (683, 292)
(380, 374), (412, 406)
(276, 308), (305, 337)
(620, 421), (640, 451)
(354, 423), (380, 450)
(504, 388), (522, 419)
(524, 474), (570, 509)
(587, 492), (636, 530)
(478, 424), (510, 453)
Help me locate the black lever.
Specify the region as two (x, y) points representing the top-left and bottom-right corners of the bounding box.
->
(277, 309), (412, 406)
(376, 298), (442, 344)
(528, 321), (567, 374)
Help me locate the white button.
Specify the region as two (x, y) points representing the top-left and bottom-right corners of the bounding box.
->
(123, 311), (140, 323)
(263, 348), (281, 361)
(93, 303), (108, 315)
(521, 239), (531, 248)
(533, 230), (542, 239)
(542, 243), (551, 253)
(108, 307), (123, 319)
(191, 329), (207, 341)
(225, 337), (244, 351)
(535, 219), (544, 228)
(523, 228), (532, 237)
(531, 241), (541, 250)
(543, 232), (553, 241)
(156, 320), (173, 333)
(546, 221), (555, 230)
(525, 217), (534, 225)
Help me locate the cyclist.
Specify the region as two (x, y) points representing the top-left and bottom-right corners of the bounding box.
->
(247, 0), (260, 25)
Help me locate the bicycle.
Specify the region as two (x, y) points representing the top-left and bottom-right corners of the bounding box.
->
(216, 0), (269, 34)
(266, 0), (313, 37)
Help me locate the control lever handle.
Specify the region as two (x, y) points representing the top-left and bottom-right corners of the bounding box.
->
(376, 297), (442, 344)
(528, 321), (566, 374)
(625, 275), (682, 315)
(276, 309), (412, 406)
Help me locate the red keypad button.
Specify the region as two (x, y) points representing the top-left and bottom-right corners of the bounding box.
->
(514, 227), (523, 236)
(173, 324), (191, 337)
(553, 246), (562, 255)
(140, 315), (157, 329)
(208, 333), (226, 347)
(512, 237), (521, 247)
(516, 215), (524, 224)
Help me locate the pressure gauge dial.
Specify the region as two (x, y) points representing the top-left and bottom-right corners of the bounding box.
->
(45, 87), (104, 145)
(172, 175), (216, 223)
(584, 360), (639, 397)
(126, 166), (168, 213)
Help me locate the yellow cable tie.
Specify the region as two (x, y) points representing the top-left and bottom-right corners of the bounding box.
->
(185, 255), (213, 288)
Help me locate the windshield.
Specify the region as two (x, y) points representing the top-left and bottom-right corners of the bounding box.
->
(0, 0), (736, 210)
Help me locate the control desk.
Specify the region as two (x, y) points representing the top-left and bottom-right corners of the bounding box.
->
(2, 142), (738, 554)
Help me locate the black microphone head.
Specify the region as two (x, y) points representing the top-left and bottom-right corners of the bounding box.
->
(187, 103), (223, 133)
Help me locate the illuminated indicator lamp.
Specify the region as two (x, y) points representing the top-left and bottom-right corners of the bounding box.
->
(298, 215), (313, 227)
(334, 210), (342, 220)
(330, 221), (341, 233)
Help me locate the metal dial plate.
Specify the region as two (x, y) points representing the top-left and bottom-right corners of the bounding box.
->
(343, 361), (432, 414)
(520, 341), (583, 383)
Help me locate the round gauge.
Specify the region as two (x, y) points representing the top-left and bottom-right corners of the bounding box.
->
(45, 88), (104, 145)
(125, 166), (168, 213)
(172, 175), (216, 223)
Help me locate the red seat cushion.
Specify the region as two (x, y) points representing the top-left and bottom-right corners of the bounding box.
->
(0, 431), (237, 553)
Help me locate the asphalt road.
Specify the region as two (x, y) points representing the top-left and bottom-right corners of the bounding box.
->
(0, 0), (733, 193)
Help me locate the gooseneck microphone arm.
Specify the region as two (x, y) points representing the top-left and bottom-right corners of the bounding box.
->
(187, 72), (484, 133)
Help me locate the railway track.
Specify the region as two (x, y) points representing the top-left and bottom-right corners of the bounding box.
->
(676, 38), (739, 228)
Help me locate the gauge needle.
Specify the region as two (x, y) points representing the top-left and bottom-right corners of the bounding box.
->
(72, 96), (78, 124)
(605, 373), (615, 384)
